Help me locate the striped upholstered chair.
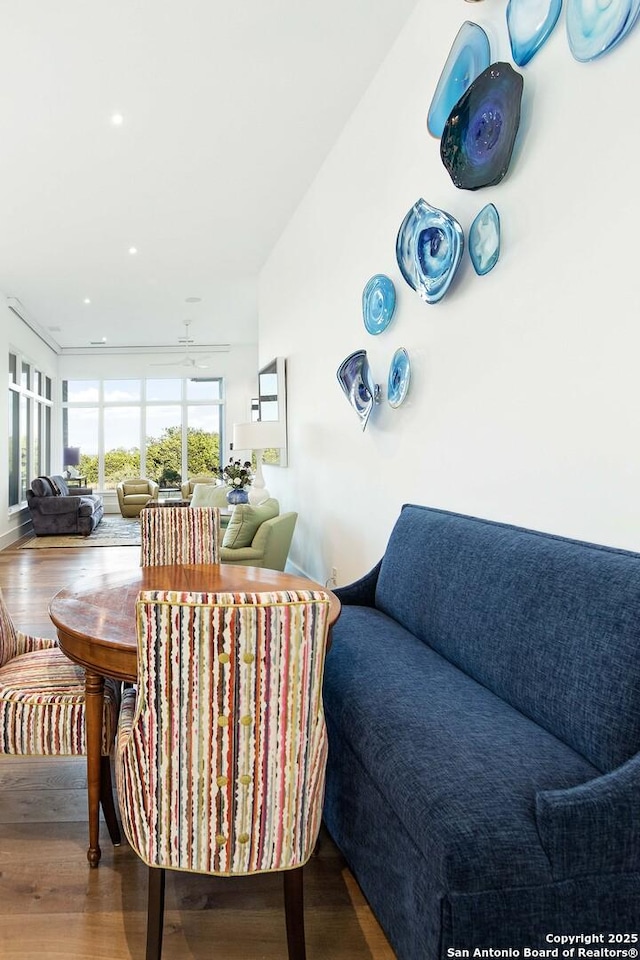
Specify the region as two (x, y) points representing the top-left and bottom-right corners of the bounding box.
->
(116, 588), (331, 960)
(0, 588), (121, 849)
(139, 506), (220, 566)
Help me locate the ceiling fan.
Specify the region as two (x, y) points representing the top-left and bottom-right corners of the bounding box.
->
(150, 320), (211, 369)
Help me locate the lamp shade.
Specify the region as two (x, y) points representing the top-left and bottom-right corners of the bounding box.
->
(64, 446), (80, 466)
(232, 420), (285, 452)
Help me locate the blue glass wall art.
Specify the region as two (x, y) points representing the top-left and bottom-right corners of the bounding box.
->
(440, 62), (524, 191)
(387, 348), (411, 409)
(336, 349), (381, 431)
(362, 274), (396, 335)
(566, 0), (640, 61)
(395, 199), (464, 304)
(507, 0), (563, 66)
(469, 203), (501, 275)
(427, 21), (491, 139)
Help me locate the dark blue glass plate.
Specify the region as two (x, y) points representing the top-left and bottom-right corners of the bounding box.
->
(567, 0), (640, 61)
(395, 198), (464, 304)
(336, 349), (379, 431)
(507, 0), (562, 66)
(362, 274), (396, 335)
(387, 348), (411, 409)
(440, 62), (524, 191)
(427, 21), (490, 139)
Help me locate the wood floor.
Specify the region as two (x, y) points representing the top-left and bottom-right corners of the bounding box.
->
(0, 539), (396, 960)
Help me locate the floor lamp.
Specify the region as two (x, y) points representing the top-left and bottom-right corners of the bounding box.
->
(232, 421), (286, 505)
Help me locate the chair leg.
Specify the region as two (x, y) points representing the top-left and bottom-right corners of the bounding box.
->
(99, 755), (121, 846)
(283, 866), (306, 960)
(146, 867), (166, 960)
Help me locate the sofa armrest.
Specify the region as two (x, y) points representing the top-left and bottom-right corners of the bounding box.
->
(334, 559), (382, 607)
(220, 546), (263, 563)
(535, 752), (640, 879)
(30, 496), (83, 516)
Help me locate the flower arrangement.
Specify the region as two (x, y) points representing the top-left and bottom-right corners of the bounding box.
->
(220, 458), (253, 488)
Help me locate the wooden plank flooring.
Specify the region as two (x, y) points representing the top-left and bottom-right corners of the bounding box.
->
(0, 539), (396, 960)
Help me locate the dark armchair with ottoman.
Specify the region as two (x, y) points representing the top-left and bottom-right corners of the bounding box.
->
(27, 475), (104, 536)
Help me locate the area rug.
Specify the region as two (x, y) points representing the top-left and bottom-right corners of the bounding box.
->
(20, 515), (141, 549)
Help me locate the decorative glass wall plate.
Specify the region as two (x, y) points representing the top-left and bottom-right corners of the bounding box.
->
(566, 0), (640, 61)
(469, 203), (500, 275)
(336, 349), (380, 431)
(507, 0), (562, 66)
(427, 21), (491, 139)
(440, 62), (524, 191)
(362, 274), (396, 335)
(395, 198), (464, 304)
(387, 348), (411, 408)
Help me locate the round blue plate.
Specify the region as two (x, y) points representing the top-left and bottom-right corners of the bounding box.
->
(362, 274), (396, 335)
(387, 348), (411, 408)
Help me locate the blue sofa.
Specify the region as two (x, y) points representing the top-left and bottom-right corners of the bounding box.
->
(323, 504), (640, 957)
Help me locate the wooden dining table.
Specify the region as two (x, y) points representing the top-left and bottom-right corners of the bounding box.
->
(49, 563), (341, 867)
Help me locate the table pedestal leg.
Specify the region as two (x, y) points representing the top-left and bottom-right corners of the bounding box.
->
(85, 670), (104, 868)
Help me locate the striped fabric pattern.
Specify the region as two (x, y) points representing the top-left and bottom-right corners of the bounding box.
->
(140, 506), (221, 566)
(0, 590), (119, 756)
(116, 589), (331, 877)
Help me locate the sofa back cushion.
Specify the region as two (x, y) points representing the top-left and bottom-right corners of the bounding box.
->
(30, 475), (69, 497)
(374, 504), (640, 773)
(190, 483), (231, 508)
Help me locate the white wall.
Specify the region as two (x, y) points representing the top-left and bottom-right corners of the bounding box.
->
(259, 1), (640, 586)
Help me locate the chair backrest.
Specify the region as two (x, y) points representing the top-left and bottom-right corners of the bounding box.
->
(140, 506), (220, 566)
(181, 475), (218, 499)
(253, 512), (298, 571)
(0, 589), (19, 668)
(118, 588), (331, 876)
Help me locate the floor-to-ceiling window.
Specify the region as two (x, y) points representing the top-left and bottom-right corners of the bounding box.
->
(62, 377), (223, 491)
(8, 352), (53, 508)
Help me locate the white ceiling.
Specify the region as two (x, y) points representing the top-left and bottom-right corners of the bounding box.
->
(0, 1), (418, 354)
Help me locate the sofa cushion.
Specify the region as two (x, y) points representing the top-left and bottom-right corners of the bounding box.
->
(324, 604), (599, 894)
(222, 498), (279, 549)
(374, 505), (640, 773)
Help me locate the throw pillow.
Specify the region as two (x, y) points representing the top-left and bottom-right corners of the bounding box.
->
(49, 476), (61, 495)
(222, 498), (279, 549)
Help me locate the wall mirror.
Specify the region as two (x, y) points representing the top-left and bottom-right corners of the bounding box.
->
(257, 357), (287, 466)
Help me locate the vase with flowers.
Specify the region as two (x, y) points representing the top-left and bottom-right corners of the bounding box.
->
(220, 458), (253, 505)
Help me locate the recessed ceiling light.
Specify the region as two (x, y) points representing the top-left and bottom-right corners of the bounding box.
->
(128, 246), (138, 255)
(111, 113), (124, 126)
(83, 298), (91, 304)
(185, 296), (202, 303)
